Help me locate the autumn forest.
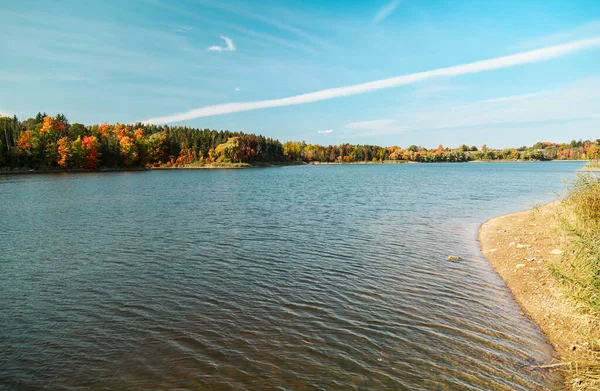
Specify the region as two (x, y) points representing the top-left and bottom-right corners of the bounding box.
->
(0, 113), (598, 170)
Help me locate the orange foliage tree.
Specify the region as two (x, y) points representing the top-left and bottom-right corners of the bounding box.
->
(134, 128), (144, 140)
(588, 144), (599, 160)
(82, 136), (100, 168)
(39, 116), (55, 135)
(119, 135), (138, 166)
(176, 144), (194, 166)
(57, 137), (71, 167)
(97, 123), (111, 138)
(18, 131), (36, 150)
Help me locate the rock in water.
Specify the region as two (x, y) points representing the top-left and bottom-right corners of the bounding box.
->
(447, 256), (462, 261)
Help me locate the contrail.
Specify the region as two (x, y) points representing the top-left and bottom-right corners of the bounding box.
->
(142, 37), (600, 124)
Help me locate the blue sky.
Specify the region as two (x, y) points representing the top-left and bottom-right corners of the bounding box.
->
(1, 0), (599, 148)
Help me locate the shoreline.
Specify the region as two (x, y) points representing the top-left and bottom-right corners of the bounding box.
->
(479, 202), (599, 390)
(0, 162), (304, 175)
(0, 160), (588, 175)
(0, 167), (150, 175)
(469, 159), (589, 163)
(308, 160), (413, 165)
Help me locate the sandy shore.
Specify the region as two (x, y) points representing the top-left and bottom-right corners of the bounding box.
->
(479, 202), (599, 389)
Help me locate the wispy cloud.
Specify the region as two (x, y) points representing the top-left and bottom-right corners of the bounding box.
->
(317, 129), (333, 134)
(234, 87), (241, 92)
(0, 71), (88, 83)
(414, 84), (465, 99)
(0, 10), (205, 78)
(207, 36), (236, 52)
(346, 120), (397, 130)
(479, 91), (548, 104)
(194, 0), (329, 50)
(345, 120), (405, 135)
(218, 23), (315, 53)
(373, 0), (402, 24)
(153, 1), (316, 53)
(174, 24), (194, 33)
(345, 77), (600, 137)
(517, 20), (600, 49)
(142, 37), (600, 124)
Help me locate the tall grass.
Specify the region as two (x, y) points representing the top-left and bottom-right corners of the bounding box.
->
(583, 160), (600, 171)
(548, 174), (600, 390)
(550, 174), (600, 311)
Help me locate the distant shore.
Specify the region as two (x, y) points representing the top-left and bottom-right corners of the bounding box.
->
(470, 159), (589, 163)
(479, 203), (599, 390)
(0, 159), (589, 175)
(0, 162), (303, 175)
(308, 160), (412, 165)
(0, 167), (149, 175)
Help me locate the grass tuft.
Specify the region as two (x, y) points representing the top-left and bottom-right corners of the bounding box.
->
(554, 174), (600, 311)
(583, 160), (600, 171)
(549, 173), (600, 390)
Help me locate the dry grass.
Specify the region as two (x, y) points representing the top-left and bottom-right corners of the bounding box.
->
(563, 341), (600, 390)
(583, 160), (600, 171)
(548, 173), (600, 390)
(552, 174), (600, 311)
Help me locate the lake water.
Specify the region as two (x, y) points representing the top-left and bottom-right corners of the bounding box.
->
(0, 162), (584, 390)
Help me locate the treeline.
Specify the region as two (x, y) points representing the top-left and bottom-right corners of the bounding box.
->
(283, 140), (600, 163)
(0, 113), (283, 168)
(0, 113), (598, 169)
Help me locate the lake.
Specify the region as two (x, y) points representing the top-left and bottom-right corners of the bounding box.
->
(0, 162), (584, 390)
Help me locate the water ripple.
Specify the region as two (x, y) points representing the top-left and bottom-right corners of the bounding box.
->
(0, 162), (582, 390)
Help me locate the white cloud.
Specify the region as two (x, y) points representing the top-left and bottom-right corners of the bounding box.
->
(414, 84), (464, 99)
(346, 119), (397, 130)
(0, 110), (12, 117)
(0, 71), (88, 82)
(194, 0), (329, 49)
(143, 37), (600, 124)
(224, 23), (314, 53)
(517, 20), (600, 49)
(344, 77), (600, 137)
(479, 91), (548, 104)
(174, 25), (194, 33)
(373, 0), (402, 24)
(317, 129), (333, 134)
(234, 87), (241, 91)
(149, 2), (315, 53)
(207, 36), (236, 52)
(345, 120), (405, 135)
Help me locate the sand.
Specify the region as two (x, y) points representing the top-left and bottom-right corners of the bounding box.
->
(479, 202), (599, 389)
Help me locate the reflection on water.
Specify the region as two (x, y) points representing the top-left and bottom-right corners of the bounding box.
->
(0, 162), (583, 390)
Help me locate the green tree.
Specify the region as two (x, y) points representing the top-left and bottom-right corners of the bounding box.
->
(68, 123), (89, 139)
